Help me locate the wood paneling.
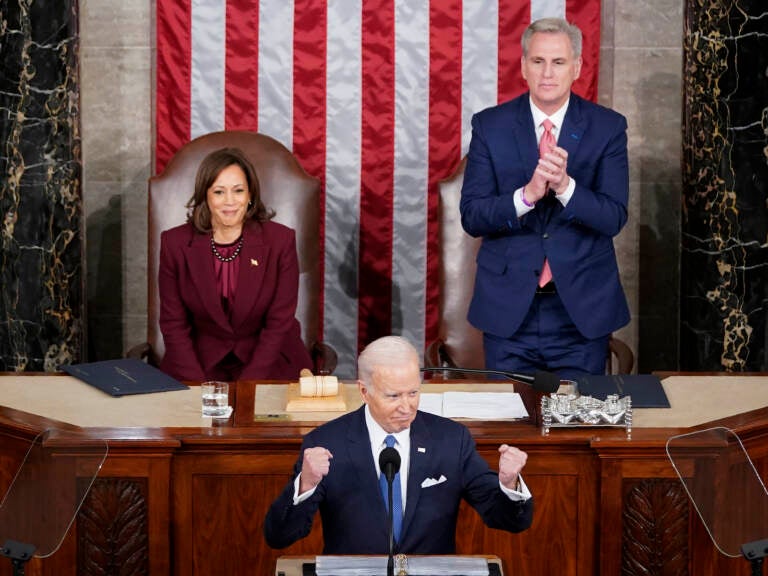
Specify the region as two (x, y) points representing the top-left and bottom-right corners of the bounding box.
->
(0, 380), (767, 575)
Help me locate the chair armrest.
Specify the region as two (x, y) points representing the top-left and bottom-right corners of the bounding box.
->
(125, 342), (151, 360)
(311, 341), (338, 375)
(125, 342), (161, 367)
(608, 336), (635, 374)
(424, 338), (448, 368)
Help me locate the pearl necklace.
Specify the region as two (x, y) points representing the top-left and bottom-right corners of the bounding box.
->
(210, 234), (243, 263)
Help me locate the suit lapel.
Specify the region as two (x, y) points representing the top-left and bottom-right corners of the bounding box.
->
(512, 95), (545, 232)
(546, 94), (585, 225)
(184, 232), (231, 332)
(230, 222), (270, 331)
(400, 413), (433, 540)
(513, 95), (540, 180)
(559, 94), (586, 162)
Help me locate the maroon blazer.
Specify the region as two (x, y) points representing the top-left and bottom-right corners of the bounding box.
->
(158, 220), (312, 381)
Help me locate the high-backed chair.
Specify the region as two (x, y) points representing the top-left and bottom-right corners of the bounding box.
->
(425, 158), (633, 376)
(127, 131), (337, 374)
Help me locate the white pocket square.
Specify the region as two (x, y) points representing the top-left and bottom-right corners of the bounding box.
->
(421, 475), (447, 488)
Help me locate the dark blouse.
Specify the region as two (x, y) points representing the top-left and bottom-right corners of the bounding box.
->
(212, 238), (241, 314)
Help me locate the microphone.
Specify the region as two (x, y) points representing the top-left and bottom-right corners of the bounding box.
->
(379, 447), (401, 576)
(420, 366), (561, 394)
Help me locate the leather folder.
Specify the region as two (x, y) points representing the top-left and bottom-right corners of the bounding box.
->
(576, 374), (670, 408)
(61, 358), (189, 397)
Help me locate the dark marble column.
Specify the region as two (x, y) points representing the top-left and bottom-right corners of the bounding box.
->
(0, 0), (83, 370)
(681, 0), (768, 371)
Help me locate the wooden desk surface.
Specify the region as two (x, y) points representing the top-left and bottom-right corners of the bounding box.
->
(1, 373), (767, 576)
(1, 373), (767, 430)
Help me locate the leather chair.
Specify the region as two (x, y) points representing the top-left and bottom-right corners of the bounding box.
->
(425, 158), (633, 376)
(127, 130), (337, 374)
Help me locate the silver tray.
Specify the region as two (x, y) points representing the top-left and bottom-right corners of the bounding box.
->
(541, 393), (632, 437)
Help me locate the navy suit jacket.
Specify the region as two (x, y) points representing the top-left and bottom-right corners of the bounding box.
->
(158, 219), (311, 381)
(460, 92), (630, 339)
(264, 406), (533, 554)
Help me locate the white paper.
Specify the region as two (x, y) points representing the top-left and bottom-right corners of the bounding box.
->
(418, 391), (528, 419)
(418, 393), (444, 416)
(442, 392), (528, 419)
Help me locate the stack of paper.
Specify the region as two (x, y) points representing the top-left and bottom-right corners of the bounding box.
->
(418, 391), (528, 419)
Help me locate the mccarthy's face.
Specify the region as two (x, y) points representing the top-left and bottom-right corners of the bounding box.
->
(521, 31), (582, 115)
(360, 363), (421, 433)
(206, 163), (251, 232)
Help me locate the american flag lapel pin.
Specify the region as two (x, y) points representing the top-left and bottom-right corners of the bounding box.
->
(417, 447), (426, 453)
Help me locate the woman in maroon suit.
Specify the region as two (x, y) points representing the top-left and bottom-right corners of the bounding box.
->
(158, 147), (312, 381)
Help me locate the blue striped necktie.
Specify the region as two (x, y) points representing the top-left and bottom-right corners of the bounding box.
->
(379, 434), (403, 542)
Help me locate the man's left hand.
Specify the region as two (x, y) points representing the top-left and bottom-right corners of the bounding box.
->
(537, 146), (570, 194)
(498, 444), (528, 490)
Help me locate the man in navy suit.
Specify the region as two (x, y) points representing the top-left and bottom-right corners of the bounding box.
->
(460, 17), (630, 379)
(264, 336), (533, 554)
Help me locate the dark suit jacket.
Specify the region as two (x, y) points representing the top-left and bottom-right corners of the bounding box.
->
(460, 92), (630, 339)
(158, 219), (312, 381)
(264, 406), (533, 554)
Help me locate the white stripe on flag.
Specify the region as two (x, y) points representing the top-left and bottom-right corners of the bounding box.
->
(461, 0), (499, 155)
(325, 0), (362, 377)
(258, 0), (294, 146)
(531, 0), (566, 22)
(391, 0), (429, 353)
(190, 0), (226, 137)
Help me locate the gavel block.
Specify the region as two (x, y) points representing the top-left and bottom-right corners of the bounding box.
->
(285, 370), (347, 412)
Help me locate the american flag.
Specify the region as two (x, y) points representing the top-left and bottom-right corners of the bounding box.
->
(155, 0), (601, 377)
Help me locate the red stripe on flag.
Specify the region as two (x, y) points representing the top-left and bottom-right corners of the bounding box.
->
(567, 0), (600, 101)
(293, 0), (328, 340)
(155, 0), (192, 173)
(225, 0), (259, 130)
(358, 0), (396, 349)
(498, 0), (531, 103)
(425, 1), (463, 349)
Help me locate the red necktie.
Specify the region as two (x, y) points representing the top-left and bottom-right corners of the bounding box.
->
(538, 119), (556, 287)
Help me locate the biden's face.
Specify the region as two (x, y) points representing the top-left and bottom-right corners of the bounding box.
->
(359, 361), (421, 434)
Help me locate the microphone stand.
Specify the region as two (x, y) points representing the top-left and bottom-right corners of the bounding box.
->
(379, 446), (400, 576)
(421, 365), (561, 394)
(385, 472), (395, 576)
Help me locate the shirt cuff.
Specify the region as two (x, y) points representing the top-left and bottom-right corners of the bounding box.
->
(554, 177), (575, 205)
(500, 474), (532, 501)
(514, 187), (535, 217)
(292, 473), (317, 505)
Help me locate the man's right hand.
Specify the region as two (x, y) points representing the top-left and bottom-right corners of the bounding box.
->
(299, 446), (333, 493)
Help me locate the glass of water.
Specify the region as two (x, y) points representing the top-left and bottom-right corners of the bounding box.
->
(201, 381), (229, 417)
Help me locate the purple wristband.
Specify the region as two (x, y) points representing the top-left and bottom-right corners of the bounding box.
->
(521, 187), (535, 207)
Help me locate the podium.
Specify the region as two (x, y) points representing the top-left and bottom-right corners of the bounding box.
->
(275, 555), (504, 576)
(0, 430), (107, 575)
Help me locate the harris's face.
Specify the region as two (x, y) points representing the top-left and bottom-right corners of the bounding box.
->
(206, 163), (251, 232)
(359, 361), (421, 433)
(521, 31), (582, 115)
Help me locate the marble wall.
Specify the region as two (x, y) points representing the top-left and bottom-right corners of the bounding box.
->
(680, 0), (768, 371)
(0, 0), (83, 371)
(13, 0), (752, 374)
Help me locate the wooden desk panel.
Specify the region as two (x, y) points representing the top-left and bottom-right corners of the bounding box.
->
(1, 376), (767, 576)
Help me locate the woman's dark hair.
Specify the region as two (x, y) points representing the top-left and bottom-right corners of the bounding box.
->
(186, 147), (274, 232)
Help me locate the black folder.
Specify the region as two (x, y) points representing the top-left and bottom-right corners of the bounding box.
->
(61, 358), (189, 397)
(576, 374), (670, 408)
